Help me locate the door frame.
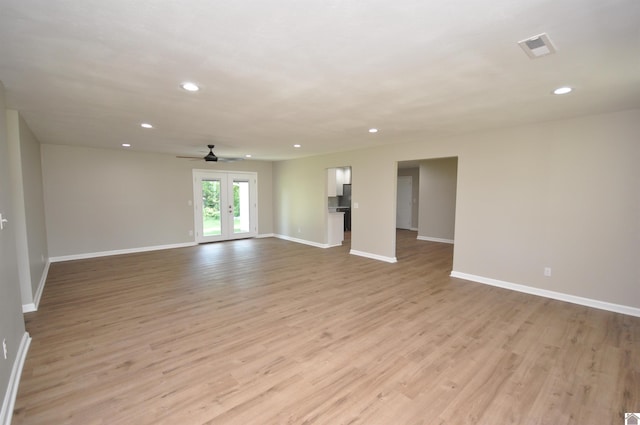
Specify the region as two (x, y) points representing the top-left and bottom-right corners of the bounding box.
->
(192, 169), (258, 243)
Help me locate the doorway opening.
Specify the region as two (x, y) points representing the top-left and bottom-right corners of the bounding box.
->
(327, 166), (352, 250)
(396, 157), (458, 263)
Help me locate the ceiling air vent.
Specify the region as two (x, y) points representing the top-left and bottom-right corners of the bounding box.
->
(518, 33), (557, 59)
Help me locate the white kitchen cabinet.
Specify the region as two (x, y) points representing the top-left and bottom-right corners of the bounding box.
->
(328, 167), (350, 196)
(328, 212), (344, 246)
(343, 167), (351, 184)
(327, 168), (337, 197)
(335, 168), (344, 196)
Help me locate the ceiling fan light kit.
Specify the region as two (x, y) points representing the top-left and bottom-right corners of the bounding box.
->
(176, 144), (243, 163)
(204, 145), (218, 162)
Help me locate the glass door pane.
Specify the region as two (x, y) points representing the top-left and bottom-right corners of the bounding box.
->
(233, 180), (250, 234)
(201, 179), (222, 237)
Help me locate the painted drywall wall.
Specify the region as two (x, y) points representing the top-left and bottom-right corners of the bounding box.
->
(18, 115), (48, 306)
(41, 145), (273, 257)
(418, 158), (457, 241)
(0, 82), (27, 422)
(273, 157), (328, 243)
(273, 109), (640, 308)
(397, 167), (419, 229)
(274, 148), (398, 259)
(6, 110), (48, 307)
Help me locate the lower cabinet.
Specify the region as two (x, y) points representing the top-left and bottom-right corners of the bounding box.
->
(328, 212), (344, 246)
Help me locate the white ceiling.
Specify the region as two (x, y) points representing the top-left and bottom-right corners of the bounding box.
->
(0, 0), (638, 161)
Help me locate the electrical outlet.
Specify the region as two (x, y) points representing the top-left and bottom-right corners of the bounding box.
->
(2, 339), (7, 360)
(297, 227), (301, 233)
(544, 267), (552, 277)
(188, 230), (193, 236)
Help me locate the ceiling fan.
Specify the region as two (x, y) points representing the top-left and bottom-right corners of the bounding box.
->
(176, 144), (242, 162)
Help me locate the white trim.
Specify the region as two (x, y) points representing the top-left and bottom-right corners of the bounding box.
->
(417, 236), (454, 244)
(410, 227), (419, 231)
(21, 303), (35, 314)
(450, 271), (640, 318)
(350, 249), (398, 263)
(33, 260), (49, 309)
(256, 233), (275, 239)
(273, 234), (329, 249)
(49, 242), (197, 263)
(22, 260), (50, 313)
(0, 332), (31, 425)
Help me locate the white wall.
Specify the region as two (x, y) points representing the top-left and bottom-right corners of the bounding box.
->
(273, 109), (640, 310)
(274, 151), (399, 258)
(273, 157), (327, 243)
(418, 157), (457, 241)
(397, 167), (419, 229)
(7, 111), (49, 309)
(0, 82), (28, 425)
(41, 144), (273, 258)
(450, 112), (639, 307)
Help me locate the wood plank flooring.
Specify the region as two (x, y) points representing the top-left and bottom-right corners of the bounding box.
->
(13, 231), (640, 424)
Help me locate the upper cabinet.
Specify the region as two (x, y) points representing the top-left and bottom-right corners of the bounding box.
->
(327, 168), (338, 197)
(343, 167), (351, 184)
(327, 167), (351, 197)
(335, 168), (344, 196)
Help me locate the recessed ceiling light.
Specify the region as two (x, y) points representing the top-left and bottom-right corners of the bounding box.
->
(368, 128), (378, 133)
(553, 86), (573, 95)
(293, 144), (301, 148)
(121, 143), (131, 147)
(181, 82), (200, 92)
(245, 154), (252, 158)
(141, 123), (153, 129)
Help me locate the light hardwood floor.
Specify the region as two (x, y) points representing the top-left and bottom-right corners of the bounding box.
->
(13, 231), (640, 424)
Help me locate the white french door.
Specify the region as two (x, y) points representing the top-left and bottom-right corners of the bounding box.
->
(193, 170), (257, 243)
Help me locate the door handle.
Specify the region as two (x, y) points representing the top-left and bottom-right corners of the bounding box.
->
(0, 213), (7, 230)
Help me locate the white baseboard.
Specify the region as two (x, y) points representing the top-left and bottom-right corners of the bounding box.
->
(256, 233), (275, 239)
(21, 304), (35, 314)
(0, 332), (31, 425)
(273, 234), (329, 249)
(450, 271), (640, 318)
(49, 242), (198, 263)
(271, 235), (396, 263)
(22, 260), (50, 313)
(350, 249), (397, 263)
(417, 236), (454, 244)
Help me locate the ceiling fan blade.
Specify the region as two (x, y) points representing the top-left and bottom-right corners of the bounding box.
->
(176, 155), (204, 159)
